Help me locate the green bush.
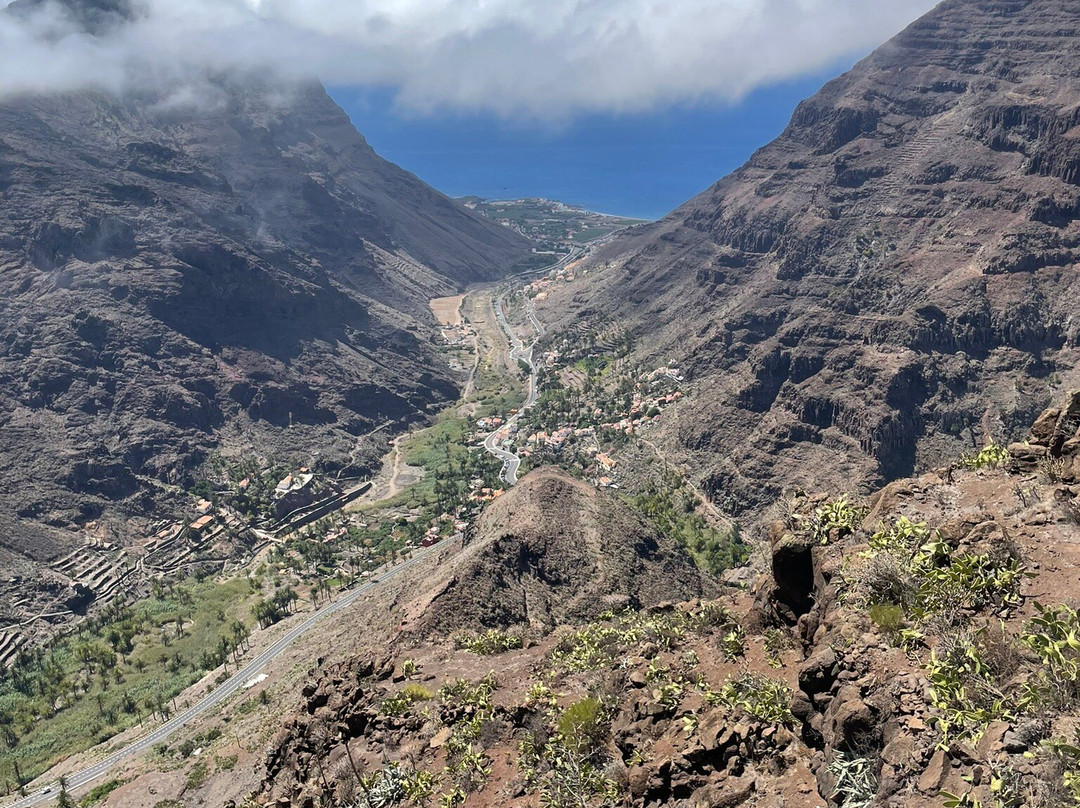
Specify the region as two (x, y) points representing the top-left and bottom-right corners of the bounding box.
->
(800, 497), (865, 545)
(959, 443), (1011, 470)
(1018, 603), (1080, 711)
(709, 673), (794, 725)
(381, 683), (435, 716)
(454, 629), (524, 656)
(720, 625), (746, 662)
(557, 697), (606, 754)
(869, 603), (906, 637)
(79, 779), (123, 807)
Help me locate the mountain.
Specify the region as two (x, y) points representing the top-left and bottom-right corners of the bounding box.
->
(544, 0), (1080, 516)
(403, 467), (713, 637)
(0, 55), (531, 553)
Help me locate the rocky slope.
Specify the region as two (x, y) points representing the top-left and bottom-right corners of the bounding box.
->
(0, 4), (532, 558)
(401, 467), (713, 636)
(542, 0), (1080, 517)
(131, 395), (1079, 808)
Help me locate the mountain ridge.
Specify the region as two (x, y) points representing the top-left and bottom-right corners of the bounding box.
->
(541, 0), (1080, 517)
(0, 73), (531, 556)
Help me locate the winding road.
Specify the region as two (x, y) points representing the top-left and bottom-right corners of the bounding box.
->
(480, 245), (588, 485)
(483, 291), (538, 485)
(4, 545), (442, 808)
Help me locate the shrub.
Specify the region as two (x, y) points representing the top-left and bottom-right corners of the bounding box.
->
(381, 683), (434, 716)
(827, 755), (877, 808)
(855, 553), (917, 609)
(438, 674), (499, 715)
(763, 628), (789, 668)
(185, 758), (209, 790)
(690, 601), (735, 631)
(78, 779), (123, 807)
(557, 697), (606, 755)
(926, 634), (1011, 742)
(960, 443), (1011, 470)
(799, 497), (865, 545)
(710, 673), (794, 725)
(550, 610), (690, 673)
(868, 516), (933, 555)
(869, 603), (906, 639)
(720, 625), (746, 661)
(454, 629), (524, 656)
(1019, 603), (1080, 711)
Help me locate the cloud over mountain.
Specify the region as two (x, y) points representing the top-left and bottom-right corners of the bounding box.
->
(0, 0), (939, 117)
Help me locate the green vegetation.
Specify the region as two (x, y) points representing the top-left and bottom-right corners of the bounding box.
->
(517, 689), (620, 808)
(799, 496), (866, 545)
(380, 684), (435, 717)
(720, 625), (746, 661)
(557, 697), (606, 754)
(926, 636), (1011, 743)
(395, 411), (504, 511)
(960, 443), (1011, 470)
(763, 627), (789, 669)
(453, 628), (524, 655)
(1039, 731), (1080, 807)
(868, 602), (907, 640)
(706, 673), (795, 725)
(1018, 602), (1080, 711)
(634, 476), (747, 576)
(0, 576), (253, 784)
(549, 604), (740, 675)
(78, 779), (124, 807)
(844, 517), (1026, 619)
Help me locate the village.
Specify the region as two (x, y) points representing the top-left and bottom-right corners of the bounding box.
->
(483, 306), (686, 490)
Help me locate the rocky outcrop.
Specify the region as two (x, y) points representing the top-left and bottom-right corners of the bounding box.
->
(227, 397), (1080, 808)
(1009, 389), (1080, 480)
(409, 467), (713, 635)
(542, 0), (1080, 517)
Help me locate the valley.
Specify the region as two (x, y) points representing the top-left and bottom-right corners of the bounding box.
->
(4, 3), (1080, 808)
(1, 239), (735, 804)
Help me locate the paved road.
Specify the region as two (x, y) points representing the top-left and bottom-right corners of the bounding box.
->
(481, 246), (592, 486)
(484, 286), (543, 486)
(4, 546), (440, 808)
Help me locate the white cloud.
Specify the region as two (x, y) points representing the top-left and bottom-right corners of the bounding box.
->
(0, 0), (941, 118)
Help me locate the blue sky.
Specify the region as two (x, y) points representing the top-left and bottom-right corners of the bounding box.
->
(331, 62), (850, 221)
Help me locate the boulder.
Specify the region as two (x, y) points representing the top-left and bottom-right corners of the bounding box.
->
(798, 647), (839, 696)
(1008, 442), (1047, 473)
(1029, 407), (1060, 445)
(689, 776), (757, 808)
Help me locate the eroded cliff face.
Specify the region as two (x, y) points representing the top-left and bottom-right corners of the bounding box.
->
(543, 0), (1080, 515)
(0, 75), (531, 555)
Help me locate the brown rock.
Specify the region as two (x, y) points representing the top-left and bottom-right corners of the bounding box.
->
(429, 726), (452, 749)
(1008, 442), (1048, 472)
(918, 749), (950, 794)
(798, 646), (839, 696)
(881, 733), (917, 768)
(690, 777), (757, 808)
(1030, 408), (1061, 444)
